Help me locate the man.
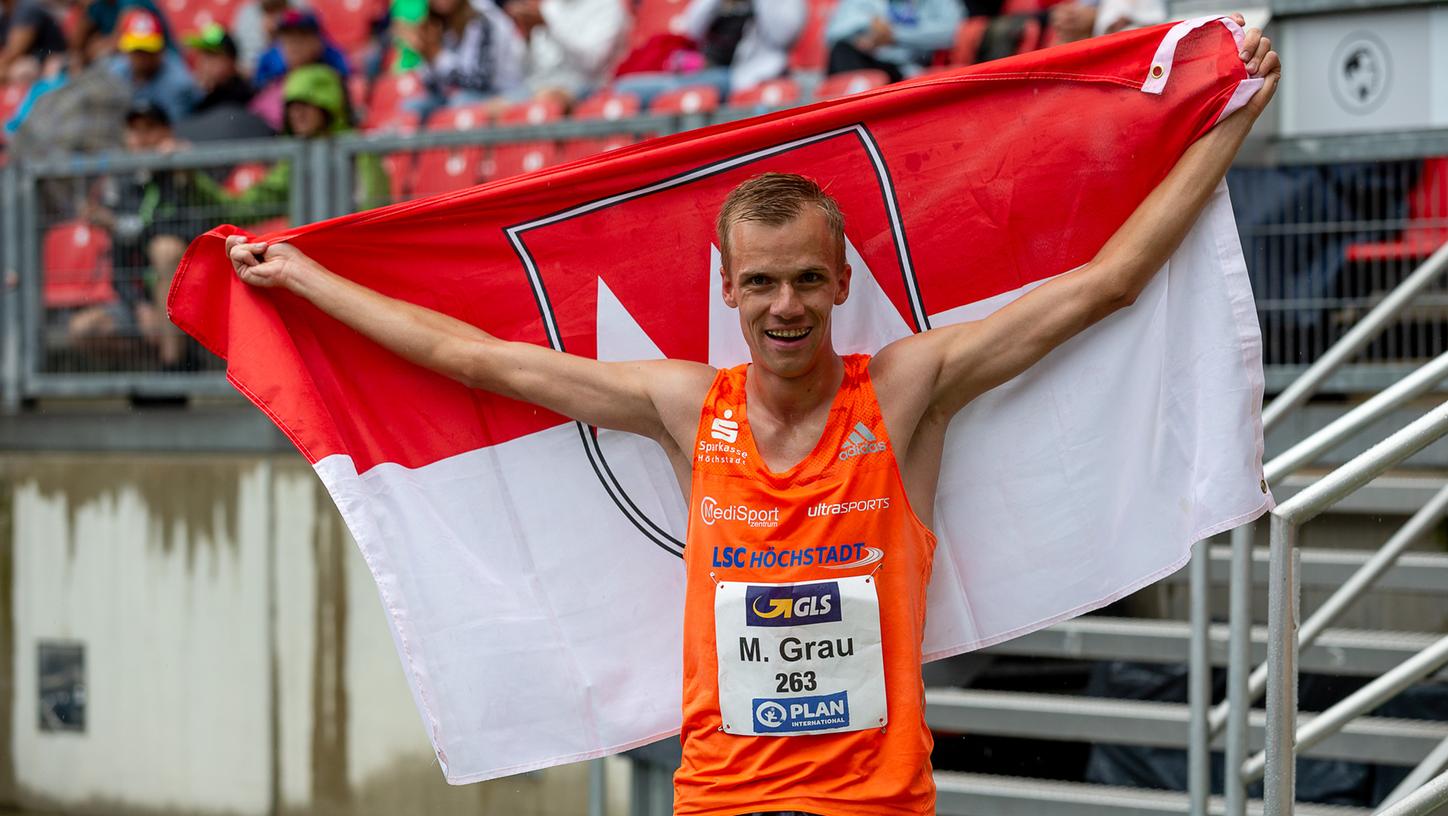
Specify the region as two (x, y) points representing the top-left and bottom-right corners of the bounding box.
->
(411, 0), (526, 118)
(184, 24), (254, 112)
(109, 7), (200, 123)
(509, 0), (628, 108)
(825, 0), (960, 83)
(226, 23), (1278, 815)
(0, 0), (66, 83)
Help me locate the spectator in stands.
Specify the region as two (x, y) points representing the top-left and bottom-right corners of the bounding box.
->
(825, 0), (960, 82)
(613, 0), (805, 105)
(511, 0), (629, 108)
(193, 65), (390, 220)
(250, 10), (350, 129)
(0, 0), (67, 84)
(411, 0), (525, 119)
(231, 0), (301, 76)
(185, 24), (254, 111)
(1047, 0), (1164, 43)
(109, 8), (200, 122)
(73, 101), (199, 365)
(71, 0), (176, 72)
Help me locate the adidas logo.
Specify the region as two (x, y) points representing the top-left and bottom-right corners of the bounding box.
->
(838, 422), (888, 461)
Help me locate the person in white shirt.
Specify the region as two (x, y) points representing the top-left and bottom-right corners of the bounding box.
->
(506, 0), (628, 107)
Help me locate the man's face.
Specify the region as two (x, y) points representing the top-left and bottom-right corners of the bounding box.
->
(278, 29), (323, 67)
(721, 208), (851, 379)
(194, 50), (237, 91)
(126, 49), (163, 80)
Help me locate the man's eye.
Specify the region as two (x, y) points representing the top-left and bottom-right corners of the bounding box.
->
(748, 275), (770, 286)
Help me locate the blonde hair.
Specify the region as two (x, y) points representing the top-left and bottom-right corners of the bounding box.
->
(715, 173), (845, 267)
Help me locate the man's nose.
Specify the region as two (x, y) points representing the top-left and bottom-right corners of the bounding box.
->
(771, 285), (805, 319)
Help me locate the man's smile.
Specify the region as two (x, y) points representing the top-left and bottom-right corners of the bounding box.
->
(764, 327), (812, 342)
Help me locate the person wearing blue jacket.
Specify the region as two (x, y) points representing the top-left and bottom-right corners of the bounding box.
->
(825, 0), (961, 82)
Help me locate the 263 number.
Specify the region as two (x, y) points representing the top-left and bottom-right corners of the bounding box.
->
(775, 671), (817, 693)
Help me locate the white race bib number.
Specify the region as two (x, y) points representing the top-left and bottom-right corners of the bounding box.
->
(714, 574), (887, 736)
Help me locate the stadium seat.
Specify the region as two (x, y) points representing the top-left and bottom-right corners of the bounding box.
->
(573, 91), (641, 121)
(729, 78), (800, 109)
(1346, 158), (1448, 263)
(627, 0), (691, 53)
(649, 84), (720, 115)
(0, 81), (29, 131)
(42, 221), (116, 309)
(814, 69), (890, 100)
(161, 0), (222, 38)
(364, 71), (425, 131)
(563, 91), (641, 163)
(223, 163), (270, 194)
(310, 0), (383, 53)
(497, 98), (564, 127)
(790, 0), (840, 71)
(950, 17), (989, 65)
(411, 104), (491, 198)
(1015, 17), (1043, 54)
(382, 151), (415, 202)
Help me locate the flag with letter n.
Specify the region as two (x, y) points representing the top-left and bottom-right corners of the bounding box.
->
(170, 17), (1272, 784)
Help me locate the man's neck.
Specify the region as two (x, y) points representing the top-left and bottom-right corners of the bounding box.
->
(746, 351), (845, 425)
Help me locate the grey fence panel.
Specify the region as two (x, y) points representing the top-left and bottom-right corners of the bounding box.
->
(15, 139), (307, 399)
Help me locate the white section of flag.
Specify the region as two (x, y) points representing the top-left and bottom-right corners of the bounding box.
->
(313, 183), (1269, 783)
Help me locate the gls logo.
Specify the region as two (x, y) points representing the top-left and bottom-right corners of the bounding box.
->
(700, 496), (780, 528)
(710, 409), (740, 443)
(839, 422), (887, 460)
(746, 583), (844, 627)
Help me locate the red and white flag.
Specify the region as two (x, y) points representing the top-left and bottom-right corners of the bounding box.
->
(171, 17), (1271, 783)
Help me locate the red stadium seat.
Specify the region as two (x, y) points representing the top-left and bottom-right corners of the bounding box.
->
(364, 71), (425, 130)
(1346, 158), (1448, 263)
(627, 0), (691, 52)
(950, 17), (989, 65)
(161, 0), (222, 38)
(563, 91), (641, 163)
(815, 69), (889, 100)
(573, 91), (641, 121)
(490, 142), (560, 180)
(223, 163), (270, 194)
(497, 98), (564, 126)
(381, 150), (415, 202)
(411, 104), (491, 198)
(1014, 18), (1043, 55)
(0, 81), (29, 131)
(790, 0), (840, 71)
(43, 221), (116, 309)
(648, 84), (720, 115)
(729, 78), (800, 109)
(310, 0), (384, 53)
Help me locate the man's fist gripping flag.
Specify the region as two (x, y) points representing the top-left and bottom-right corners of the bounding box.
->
(171, 17), (1271, 783)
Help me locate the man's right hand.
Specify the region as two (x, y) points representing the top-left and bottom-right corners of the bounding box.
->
(228, 235), (315, 291)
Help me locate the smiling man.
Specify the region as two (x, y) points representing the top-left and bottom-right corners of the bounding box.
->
(225, 24), (1278, 815)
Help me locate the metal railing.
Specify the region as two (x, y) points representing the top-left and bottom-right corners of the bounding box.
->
(1190, 239), (1448, 815)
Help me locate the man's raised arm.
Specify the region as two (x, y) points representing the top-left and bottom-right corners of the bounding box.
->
(883, 23), (1279, 419)
(225, 235), (713, 443)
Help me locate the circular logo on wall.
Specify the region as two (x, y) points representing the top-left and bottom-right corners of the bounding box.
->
(1330, 32), (1391, 114)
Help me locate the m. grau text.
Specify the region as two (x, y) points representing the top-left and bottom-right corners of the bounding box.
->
(739, 636), (856, 662)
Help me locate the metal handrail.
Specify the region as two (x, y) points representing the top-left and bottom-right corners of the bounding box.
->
(1261, 400), (1448, 815)
(1382, 736), (1448, 810)
(1374, 768), (1448, 816)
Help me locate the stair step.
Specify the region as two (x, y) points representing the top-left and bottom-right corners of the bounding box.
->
(1159, 546), (1448, 593)
(925, 688), (1448, 766)
(934, 771), (1372, 816)
(982, 616), (1445, 678)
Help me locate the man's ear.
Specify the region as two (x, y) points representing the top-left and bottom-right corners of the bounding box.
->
(720, 264), (739, 308)
(835, 262), (852, 306)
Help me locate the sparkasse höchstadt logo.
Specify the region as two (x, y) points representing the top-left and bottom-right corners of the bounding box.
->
(1331, 31), (1390, 115)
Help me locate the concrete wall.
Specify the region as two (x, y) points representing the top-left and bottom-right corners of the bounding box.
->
(0, 453), (630, 816)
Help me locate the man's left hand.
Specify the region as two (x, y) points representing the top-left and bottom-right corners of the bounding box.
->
(1232, 14), (1281, 115)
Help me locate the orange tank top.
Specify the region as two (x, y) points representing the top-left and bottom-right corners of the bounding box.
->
(674, 354), (938, 816)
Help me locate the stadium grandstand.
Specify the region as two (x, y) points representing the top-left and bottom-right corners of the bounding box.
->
(1, 0), (1446, 815)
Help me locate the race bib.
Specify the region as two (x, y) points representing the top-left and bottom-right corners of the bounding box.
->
(714, 574), (887, 736)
